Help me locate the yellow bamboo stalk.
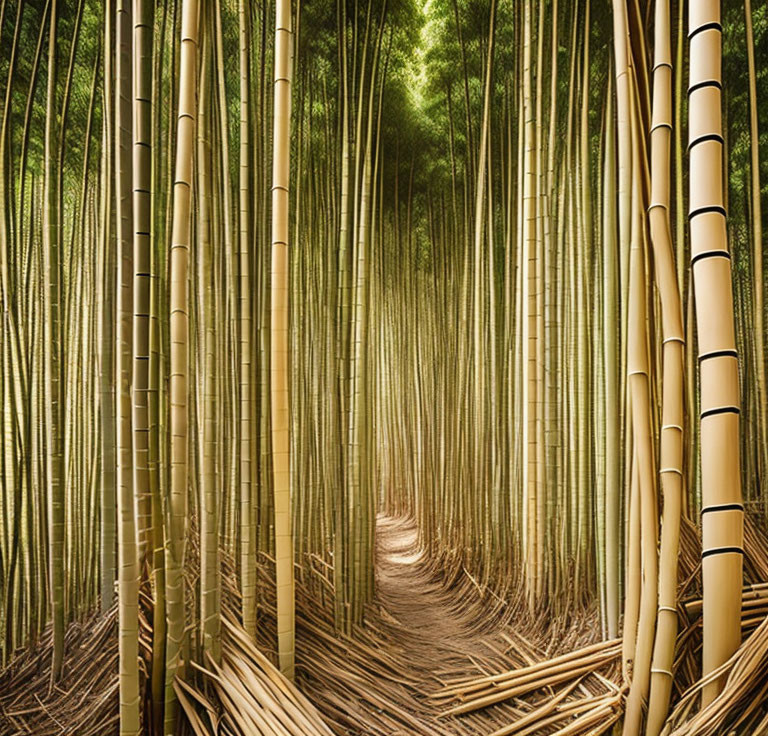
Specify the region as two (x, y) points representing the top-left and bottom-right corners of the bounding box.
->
(521, 0), (538, 609)
(42, 0), (66, 686)
(196, 14), (220, 665)
(164, 0), (198, 730)
(271, 0), (295, 680)
(622, 70), (658, 736)
(744, 0), (767, 494)
(688, 0), (743, 706)
(237, 0), (256, 638)
(116, 0), (140, 731)
(646, 0), (685, 731)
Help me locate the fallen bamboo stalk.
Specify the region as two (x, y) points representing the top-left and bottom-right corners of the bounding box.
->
(431, 639), (620, 698)
(439, 658), (620, 716)
(486, 678), (583, 736)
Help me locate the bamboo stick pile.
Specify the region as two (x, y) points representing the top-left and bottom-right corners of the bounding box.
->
(661, 615), (768, 736)
(252, 518), (622, 736)
(176, 619), (334, 736)
(431, 640), (621, 716)
(2, 516), (768, 735)
(0, 608), (120, 736)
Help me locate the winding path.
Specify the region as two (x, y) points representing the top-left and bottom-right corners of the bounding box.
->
(298, 515), (551, 735)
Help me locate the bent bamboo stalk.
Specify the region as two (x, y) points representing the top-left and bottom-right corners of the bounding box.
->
(440, 656), (620, 716)
(486, 678), (583, 736)
(622, 68), (658, 736)
(438, 646), (621, 703)
(646, 0), (685, 731)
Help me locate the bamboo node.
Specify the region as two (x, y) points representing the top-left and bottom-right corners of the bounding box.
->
(701, 503), (744, 515)
(687, 79), (722, 96)
(659, 467), (683, 476)
(688, 21), (723, 40)
(698, 348), (738, 362)
(700, 405), (739, 420)
(688, 133), (725, 152)
(690, 248), (730, 265)
(701, 546), (744, 559)
(651, 668), (674, 678)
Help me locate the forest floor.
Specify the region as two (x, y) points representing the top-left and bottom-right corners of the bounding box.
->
(296, 514), (610, 735)
(5, 516), (768, 734)
(365, 514), (525, 732)
(0, 515), (611, 736)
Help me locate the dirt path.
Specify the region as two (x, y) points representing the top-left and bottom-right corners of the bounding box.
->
(297, 515), (546, 735)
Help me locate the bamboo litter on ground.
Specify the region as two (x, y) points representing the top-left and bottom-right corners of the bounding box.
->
(428, 514), (768, 736)
(175, 618), (334, 736)
(251, 515), (614, 736)
(660, 612), (768, 736)
(0, 516), (607, 736)
(3, 514), (768, 735)
(0, 608), (121, 736)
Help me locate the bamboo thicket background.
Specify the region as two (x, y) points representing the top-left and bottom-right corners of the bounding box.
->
(2, 0), (768, 734)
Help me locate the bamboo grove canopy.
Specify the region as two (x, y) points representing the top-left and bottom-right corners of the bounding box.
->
(2, 0), (768, 734)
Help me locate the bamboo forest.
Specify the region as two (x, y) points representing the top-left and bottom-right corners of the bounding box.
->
(4, 0), (768, 733)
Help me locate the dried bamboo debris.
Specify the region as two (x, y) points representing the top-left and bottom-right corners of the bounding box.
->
(0, 608), (120, 736)
(272, 518), (613, 736)
(661, 615), (768, 736)
(177, 617), (333, 736)
(427, 517), (768, 735)
(430, 639), (623, 727)
(3, 516), (768, 736)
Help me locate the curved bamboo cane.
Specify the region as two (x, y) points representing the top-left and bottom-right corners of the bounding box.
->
(622, 81), (659, 735)
(646, 0), (685, 731)
(611, 0), (640, 685)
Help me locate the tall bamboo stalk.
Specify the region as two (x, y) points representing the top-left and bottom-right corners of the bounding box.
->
(688, 0), (743, 706)
(237, 0), (256, 639)
(132, 0), (153, 565)
(645, 1), (684, 731)
(43, 0), (65, 685)
(271, 0), (295, 680)
(197, 8), (220, 665)
(744, 0), (766, 498)
(116, 0), (140, 731)
(164, 0), (198, 729)
(99, 0), (116, 616)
